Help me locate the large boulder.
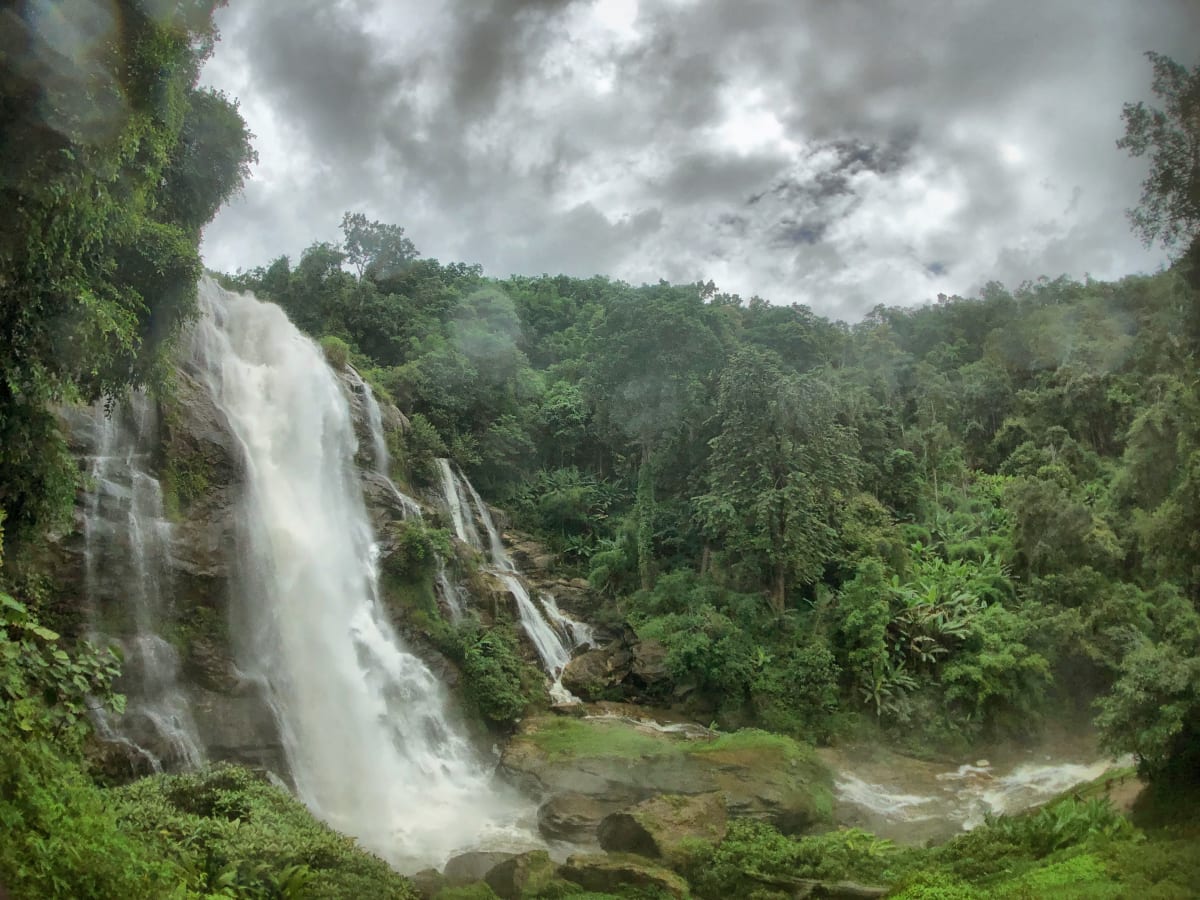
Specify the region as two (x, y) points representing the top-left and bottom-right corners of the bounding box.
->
(407, 868), (445, 900)
(560, 853), (688, 898)
(560, 631), (671, 701)
(561, 646), (631, 699)
(598, 793), (727, 860)
(537, 791), (633, 843)
(501, 716), (833, 837)
(630, 640), (670, 686)
(483, 850), (558, 900)
(443, 851), (517, 886)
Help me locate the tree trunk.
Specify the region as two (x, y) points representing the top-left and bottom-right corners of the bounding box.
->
(636, 444), (655, 591)
(771, 562), (786, 616)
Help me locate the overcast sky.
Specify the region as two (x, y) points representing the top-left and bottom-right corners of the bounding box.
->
(199, 0), (1197, 320)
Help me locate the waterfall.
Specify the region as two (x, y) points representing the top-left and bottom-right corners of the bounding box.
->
(189, 279), (523, 869)
(82, 392), (204, 773)
(542, 594), (596, 649)
(342, 366), (424, 522)
(349, 374), (462, 620)
(436, 458), (483, 551)
(434, 459), (593, 702)
(358, 371), (392, 477)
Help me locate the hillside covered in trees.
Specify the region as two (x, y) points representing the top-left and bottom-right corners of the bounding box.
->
(227, 206), (1200, 780)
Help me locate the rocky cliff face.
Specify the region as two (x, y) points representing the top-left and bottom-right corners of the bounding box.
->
(49, 354), (611, 784)
(48, 369), (286, 778)
(47, 360), (431, 781)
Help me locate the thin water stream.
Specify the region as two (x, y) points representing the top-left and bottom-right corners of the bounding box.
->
(435, 459), (593, 701)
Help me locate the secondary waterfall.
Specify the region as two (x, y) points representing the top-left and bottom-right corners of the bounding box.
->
(82, 392), (205, 773)
(189, 279), (521, 869)
(435, 459), (593, 703)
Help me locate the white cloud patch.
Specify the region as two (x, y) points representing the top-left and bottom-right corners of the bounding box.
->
(200, 0), (1197, 318)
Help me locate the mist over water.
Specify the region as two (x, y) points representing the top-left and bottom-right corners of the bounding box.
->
(189, 278), (526, 869)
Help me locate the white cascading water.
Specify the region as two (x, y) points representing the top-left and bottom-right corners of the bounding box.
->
(437, 458), (484, 551)
(189, 279), (526, 869)
(542, 594), (595, 649)
(435, 459), (592, 703)
(344, 366), (424, 522)
(829, 752), (1132, 844)
(350, 378), (463, 620)
(82, 393), (204, 772)
(359, 370), (392, 477)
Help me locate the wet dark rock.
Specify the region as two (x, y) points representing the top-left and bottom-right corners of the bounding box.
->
(560, 853), (688, 898)
(408, 868), (445, 899)
(598, 793), (727, 859)
(537, 791), (633, 843)
(443, 851), (517, 886)
(560, 633), (670, 701)
(483, 850), (558, 900)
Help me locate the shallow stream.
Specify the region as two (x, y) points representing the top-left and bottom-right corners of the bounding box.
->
(820, 734), (1134, 845)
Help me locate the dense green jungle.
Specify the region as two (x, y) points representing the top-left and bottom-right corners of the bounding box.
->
(1, 3), (1199, 898)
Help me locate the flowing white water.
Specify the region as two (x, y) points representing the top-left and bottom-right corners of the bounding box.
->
(826, 746), (1133, 844)
(434, 459), (593, 701)
(342, 366), (424, 522)
(435, 560), (467, 622)
(542, 594), (595, 650)
(82, 393), (204, 772)
(189, 279), (526, 869)
(437, 458), (483, 551)
(356, 368), (392, 477)
(346, 373), (462, 621)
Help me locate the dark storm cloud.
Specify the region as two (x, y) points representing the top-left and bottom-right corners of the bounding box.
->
(448, 0), (579, 115)
(202, 0), (1199, 319)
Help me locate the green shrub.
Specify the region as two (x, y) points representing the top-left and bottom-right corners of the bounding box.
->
(970, 797), (1133, 861)
(0, 724), (188, 899)
(681, 820), (897, 899)
(320, 335), (352, 370)
(117, 765), (417, 899)
(381, 521), (452, 583)
(457, 624), (539, 724)
(0, 592), (123, 747)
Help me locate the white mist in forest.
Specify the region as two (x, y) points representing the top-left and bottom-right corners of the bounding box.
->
(189, 278), (524, 869)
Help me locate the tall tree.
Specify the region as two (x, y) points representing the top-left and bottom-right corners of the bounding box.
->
(697, 347), (857, 614)
(1118, 53), (1200, 254)
(340, 213), (418, 281)
(0, 0), (255, 545)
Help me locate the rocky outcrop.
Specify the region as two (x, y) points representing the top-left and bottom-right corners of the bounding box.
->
(507, 536), (559, 575)
(561, 628), (671, 701)
(560, 853), (689, 898)
(537, 791), (631, 842)
(483, 850), (558, 900)
(443, 851), (517, 886)
(502, 715), (834, 840)
(598, 793), (727, 859)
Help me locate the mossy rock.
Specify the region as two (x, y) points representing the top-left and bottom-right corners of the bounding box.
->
(444, 851), (518, 886)
(501, 717), (833, 836)
(598, 793), (727, 861)
(560, 853), (689, 898)
(483, 850), (558, 899)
